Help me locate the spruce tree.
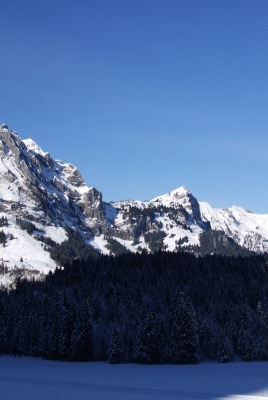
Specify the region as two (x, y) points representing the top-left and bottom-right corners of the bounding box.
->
(107, 328), (123, 364)
(217, 332), (234, 363)
(255, 312), (268, 360)
(237, 305), (254, 361)
(71, 300), (92, 361)
(58, 308), (74, 360)
(133, 312), (162, 364)
(169, 292), (199, 364)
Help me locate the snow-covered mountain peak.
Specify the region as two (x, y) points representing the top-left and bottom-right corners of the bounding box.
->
(1, 125), (34, 161)
(152, 186), (191, 204)
(0, 123), (9, 130)
(151, 185), (204, 223)
(0, 125), (107, 266)
(23, 138), (48, 158)
(2, 122), (268, 284)
(170, 185), (189, 195)
(56, 160), (90, 192)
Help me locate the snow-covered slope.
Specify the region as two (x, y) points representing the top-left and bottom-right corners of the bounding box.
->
(1, 123), (268, 283)
(200, 202), (268, 252)
(109, 185), (268, 254)
(109, 186), (207, 253)
(0, 124), (103, 276)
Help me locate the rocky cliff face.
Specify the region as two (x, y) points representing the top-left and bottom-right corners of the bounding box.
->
(1, 123), (268, 277)
(0, 124), (106, 238)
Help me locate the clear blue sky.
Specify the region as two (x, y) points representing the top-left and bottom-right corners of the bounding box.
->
(1, 0), (268, 212)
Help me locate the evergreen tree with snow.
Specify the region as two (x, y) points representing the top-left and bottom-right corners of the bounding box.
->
(46, 295), (65, 359)
(71, 300), (93, 361)
(169, 292), (199, 364)
(254, 310), (268, 360)
(0, 298), (7, 354)
(217, 332), (234, 363)
(107, 328), (123, 364)
(237, 304), (254, 361)
(58, 308), (74, 361)
(0, 230), (6, 247)
(133, 312), (162, 364)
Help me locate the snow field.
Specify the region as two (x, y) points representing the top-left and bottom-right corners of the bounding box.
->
(0, 214), (64, 272)
(0, 357), (268, 400)
(0, 214), (68, 278)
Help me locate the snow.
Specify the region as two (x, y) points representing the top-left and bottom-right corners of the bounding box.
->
(200, 202), (268, 252)
(0, 152), (24, 203)
(0, 356), (268, 400)
(0, 215), (57, 273)
(89, 234), (110, 255)
(113, 200), (148, 210)
(23, 138), (48, 157)
(156, 215), (201, 251)
(42, 226), (67, 244)
(113, 236), (148, 252)
(4, 124), (268, 268)
(109, 187), (204, 253)
(0, 127), (97, 277)
(105, 204), (118, 222)
(56, 161), (92, 195)
(113, 210), (127, 227)
(152, 185), (190, 204)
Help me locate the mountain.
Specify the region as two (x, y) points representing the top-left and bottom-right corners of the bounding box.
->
(1, 123), (268, 282)
(200, 202), (268, 253)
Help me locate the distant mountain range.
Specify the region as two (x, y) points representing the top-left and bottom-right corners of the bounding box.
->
(1, 123), (268, 282)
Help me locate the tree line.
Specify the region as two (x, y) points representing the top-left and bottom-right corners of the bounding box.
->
(1, 251), (268, 364)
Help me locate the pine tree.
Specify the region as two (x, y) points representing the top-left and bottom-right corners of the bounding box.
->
(71, 300), (93, 361)
(255, 311), (268, 360)
(58, 308), (74, 361)
(169, 292), (199, 364)
(0, 299), (7, 354)
(237, 305), (254, 361)
(217, 332), (234, 363)
(0, 230), (6, 247)
(38, 297), (51, 358)
(107, 328), (123, 364)
(133, 312), (162, 364)
(45, 294), (65, 359)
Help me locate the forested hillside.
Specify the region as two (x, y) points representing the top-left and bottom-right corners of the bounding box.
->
(1, 251), (268, 364)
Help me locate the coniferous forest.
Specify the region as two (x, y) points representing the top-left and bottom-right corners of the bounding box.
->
(1, 251), (268, 364)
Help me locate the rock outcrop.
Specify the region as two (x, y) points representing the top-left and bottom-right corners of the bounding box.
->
(1, 123), (268, 276)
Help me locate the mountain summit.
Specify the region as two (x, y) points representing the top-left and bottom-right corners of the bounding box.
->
(1, 124), (268, 280)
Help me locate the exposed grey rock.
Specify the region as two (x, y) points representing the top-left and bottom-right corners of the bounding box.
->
(1, 123), (268, 259)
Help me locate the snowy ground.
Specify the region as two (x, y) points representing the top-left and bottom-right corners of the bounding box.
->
(0, 356), (268, 400)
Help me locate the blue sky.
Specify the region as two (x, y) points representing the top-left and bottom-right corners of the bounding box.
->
(1, 0), (268, 212)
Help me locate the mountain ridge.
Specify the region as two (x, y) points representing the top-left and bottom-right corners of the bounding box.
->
(1, 124), (268, 282)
